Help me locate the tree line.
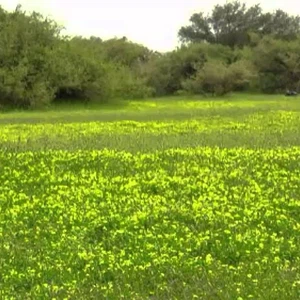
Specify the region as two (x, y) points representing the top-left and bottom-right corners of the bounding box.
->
(1, 1), (300, 109)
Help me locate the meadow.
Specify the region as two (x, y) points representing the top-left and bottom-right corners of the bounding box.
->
(0, 94), (300, 299)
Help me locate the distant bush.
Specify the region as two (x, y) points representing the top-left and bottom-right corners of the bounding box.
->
(142, 43), (233, 97)
(182, 59), (256, 96)
(0, 6), (154, 109)
(2, 2), (300, 109)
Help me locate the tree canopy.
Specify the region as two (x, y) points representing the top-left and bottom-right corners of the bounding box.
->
(178, 1), (300, 48)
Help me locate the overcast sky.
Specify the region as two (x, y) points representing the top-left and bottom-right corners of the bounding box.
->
(1, 0), (299, 51)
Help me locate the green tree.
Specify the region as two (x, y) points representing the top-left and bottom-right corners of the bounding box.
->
(100, 37), (152, 68)
(182, 59), (256, 96)
(0, 5), (62, 108)
(252, 36), (300, 93)
(0, 5), (153, 108)
(179, 1), (300, 48)
(49, 40), (113, 102)
(143, 43), (233, 96)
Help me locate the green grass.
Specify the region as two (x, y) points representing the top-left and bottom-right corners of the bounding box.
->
(1, 94), (300, 151)
(0, 93), (299, 125)
(0, 94), (299, 299)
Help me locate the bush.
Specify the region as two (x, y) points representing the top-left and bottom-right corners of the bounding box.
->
(0, 6), (61, 108)
(142, 43), (233, 97)
(50, 42), (113, 103)
(182, 61), (231, 96)
(108, 64), (154, 100)
(229, 60), (257, 91)
(182, 59), (257, 96)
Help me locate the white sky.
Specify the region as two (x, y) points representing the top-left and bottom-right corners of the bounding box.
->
(1, 0), (299, 51)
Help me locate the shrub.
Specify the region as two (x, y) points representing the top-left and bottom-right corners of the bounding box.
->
(182, 59), (256, 96)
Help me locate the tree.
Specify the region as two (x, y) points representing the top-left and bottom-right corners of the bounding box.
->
(181, 59), (256, 96)
(252, 36), (300, 93)
(142, 43), (233, 96)
(261, 10), (300, 40)
(178, 1), (300, 48)
(0, 5), (154, 108)
(99, 37), (152, 68)
(0, 5), (63, 108)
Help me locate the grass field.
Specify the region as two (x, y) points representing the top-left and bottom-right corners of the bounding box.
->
(0, 94), (300, 299)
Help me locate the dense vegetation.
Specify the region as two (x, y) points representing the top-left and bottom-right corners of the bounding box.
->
(1, 1), (299, 298)
(0, 96), (300, 299)
(1, 1), (300, 109)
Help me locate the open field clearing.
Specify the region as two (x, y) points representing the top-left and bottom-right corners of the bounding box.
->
(1, 95), (300, 152)
(0, 96), (300, 299)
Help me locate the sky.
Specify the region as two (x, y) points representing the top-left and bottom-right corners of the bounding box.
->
(1, 0), (300, 52)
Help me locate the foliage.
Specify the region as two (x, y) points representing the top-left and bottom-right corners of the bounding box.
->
(0, 6), (153, 109)
(179, 0), (300, 48)
(0, 5), (61, 108)
(1, 1), (300, 107)
(182, 60), (256, 96)
(100, 37), (152, 68)
(252, 37), (300, 93)
(143, 43), (233, 96)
